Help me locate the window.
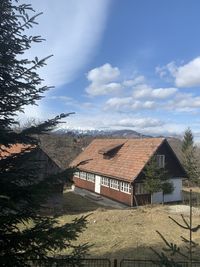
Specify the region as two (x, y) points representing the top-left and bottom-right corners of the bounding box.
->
(101, 176), (109, 187)
(110, 179), (119, 190)
(87, 173), (95, 183)
(120, 182), (131, 194)
(74, 171), (79, 177)
(156, 155), (165, 168)
(135, 183), (148, 195)
(79, 171), (86, 180)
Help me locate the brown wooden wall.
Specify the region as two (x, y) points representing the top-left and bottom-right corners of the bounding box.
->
(73, 177), (95, 192)
(133, 194), (151, 206)
(73, 176), (132, 206)
(100, 186), (132, 206)
(156, 141), (186, 177)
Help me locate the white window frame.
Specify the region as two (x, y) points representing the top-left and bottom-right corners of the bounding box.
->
(79, 171), (87, 180)
(110, 179), (120, 190)
(86, 173), (95, 183)
(156, 155), (165, 168)
(120, 182), (131, 194)
(74, 171), (79, 177)
(101, 176), (109, 187)
(135, 183), (148, 195)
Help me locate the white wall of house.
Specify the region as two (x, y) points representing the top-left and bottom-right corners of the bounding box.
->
(152, 178), (182, 204)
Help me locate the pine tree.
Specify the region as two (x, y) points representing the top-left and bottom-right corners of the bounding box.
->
(182, 128), (194, 152)
(0, 1), (88, 266)
(151, 191), (200, 266)
(182, 128), (199, 186)
(143, 157), (162, 202)
(143, 156), (174, 204)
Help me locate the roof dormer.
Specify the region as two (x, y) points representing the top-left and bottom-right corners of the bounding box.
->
(98, 142), (124, 159)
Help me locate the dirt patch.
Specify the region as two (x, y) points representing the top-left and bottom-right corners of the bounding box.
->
(167, 204), (200, 215)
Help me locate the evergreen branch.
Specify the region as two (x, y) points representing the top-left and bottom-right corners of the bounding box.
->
(168, 216), (190, 230)
(16, 55), (53, 81)
(180, 214), (190, 228)
(76, 159), (93, 167)
(156, 231), (188, 259)
(0, 1), (89, 265)
(181, 236), (198, 246)
(191, 225), (200, 232)
(21, 113), (75, 136)
(10, 12), (43, 35)
(150, 247), (182, 267)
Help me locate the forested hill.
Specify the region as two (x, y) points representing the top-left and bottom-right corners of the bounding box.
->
(39, 130), (188, 170)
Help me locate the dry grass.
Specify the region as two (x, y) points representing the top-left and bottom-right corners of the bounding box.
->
(59, 192), (200, 260)
(183, 186), (200, 193)
(62, 191), (107, 214)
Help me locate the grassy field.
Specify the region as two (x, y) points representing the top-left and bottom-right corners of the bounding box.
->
(59, 191), (200, 260)
(62, 191), (107, 214)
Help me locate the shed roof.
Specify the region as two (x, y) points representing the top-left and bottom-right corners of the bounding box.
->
(0, 144), (61, 171)
(70, 138), (165, 182)
(0, 144), (34, 159)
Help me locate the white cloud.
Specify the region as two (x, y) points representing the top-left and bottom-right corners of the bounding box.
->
(48, 96), (74, 102)
(104, 97), (132, 110)
(156, 62), (177, 78)
(56, 112), (198, 141)
(16, 103), (48, 123)
(86, 63), (122, 96)
(87, 63), (120, 84)
(123, 75), (145, 87)
(61, 113), (188, 140)
(114, 117), (164, 128)
(157, 57), (200, 88)
(167, 93), (200, 112)
(132, 84), (151, 98)
(133, 84), (177, 99)
(47, 95), (80, 108)
(152, 87), (177, 98)
(131, 100), (156, 110)
(86, 82), (122, 96)
(81, 102), (95, 109)
(175, 57), (200, 87)
(23, 0), (110, 87)
(62, 113), (165, 131)
(104, 97), (156, 111)
(141, 123), (186, 137)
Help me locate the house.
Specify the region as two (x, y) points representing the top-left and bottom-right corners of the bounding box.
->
(0, 144), (63, 210)
(70, 138), (186, 206)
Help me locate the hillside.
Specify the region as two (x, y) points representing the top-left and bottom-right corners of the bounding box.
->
(60, 191), (200, 260)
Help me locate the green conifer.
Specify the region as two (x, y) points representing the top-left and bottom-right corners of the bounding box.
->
(0, 1), (88, 266)
(182, 128), (199, 186)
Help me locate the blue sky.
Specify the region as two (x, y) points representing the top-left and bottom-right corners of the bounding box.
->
(21, 0), (200, 141)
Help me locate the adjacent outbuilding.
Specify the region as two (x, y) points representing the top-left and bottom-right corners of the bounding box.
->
(0, 144), (63, 210)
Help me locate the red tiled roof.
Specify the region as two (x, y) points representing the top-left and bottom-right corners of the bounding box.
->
(70, 138), (165, 182)
(0, 144), (34, 159)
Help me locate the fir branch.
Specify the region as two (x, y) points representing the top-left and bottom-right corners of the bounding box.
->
(168, 216), (190, 230)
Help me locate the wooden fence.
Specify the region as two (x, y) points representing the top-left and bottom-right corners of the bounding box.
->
(182, 190), (200, 206)
(29, 258), (200, 267)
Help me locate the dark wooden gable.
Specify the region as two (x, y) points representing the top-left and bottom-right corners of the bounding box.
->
(156, 139), (187, 177)
(135, 139), (187, 182)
